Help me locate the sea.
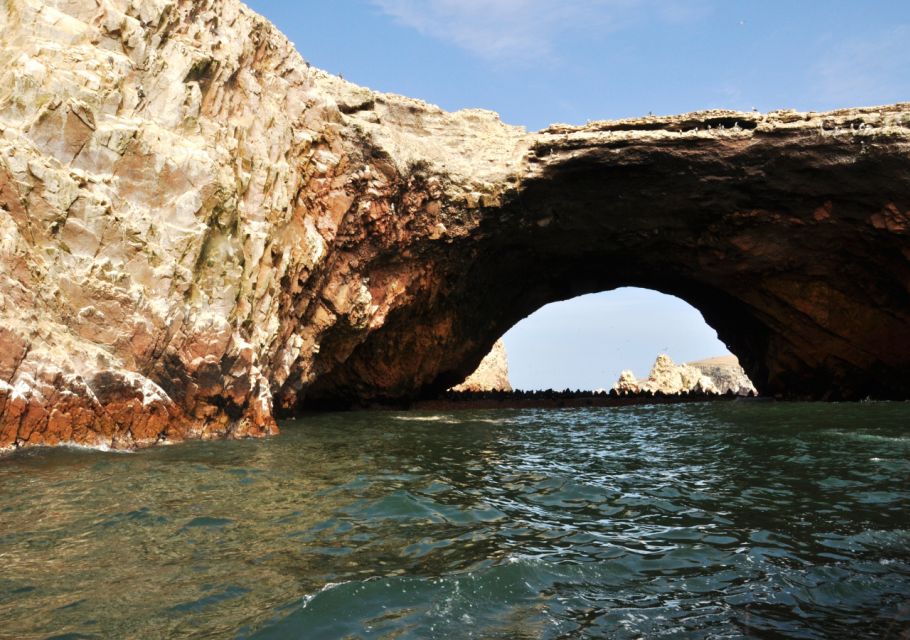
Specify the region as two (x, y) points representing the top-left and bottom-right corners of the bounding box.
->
(1, 402), (908, 638)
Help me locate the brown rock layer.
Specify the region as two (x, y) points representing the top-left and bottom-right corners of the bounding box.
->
(1, 0), (909, 449)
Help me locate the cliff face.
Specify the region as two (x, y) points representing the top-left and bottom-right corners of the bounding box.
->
(688, 356), (757, 396)
(0, 0), (527, 448)
(2, 0), (909, 450)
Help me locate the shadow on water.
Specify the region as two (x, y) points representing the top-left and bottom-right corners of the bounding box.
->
(1, 402), (909, 638)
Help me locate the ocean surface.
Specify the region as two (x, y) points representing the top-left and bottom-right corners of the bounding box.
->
(1, 402), (909, 639)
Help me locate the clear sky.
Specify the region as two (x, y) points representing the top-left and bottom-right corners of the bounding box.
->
(245, 0), (908, 388)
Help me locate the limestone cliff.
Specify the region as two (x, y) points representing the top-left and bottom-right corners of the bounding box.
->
(451, 340), (512, 392)
(1, 0), (908, 450)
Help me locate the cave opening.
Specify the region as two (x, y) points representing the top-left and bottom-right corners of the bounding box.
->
(294, 276), (766, 413)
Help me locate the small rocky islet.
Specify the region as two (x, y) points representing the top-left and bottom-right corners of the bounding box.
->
(453, 343), (756, 397)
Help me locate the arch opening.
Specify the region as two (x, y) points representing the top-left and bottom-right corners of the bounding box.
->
(498, 288), (741, 393)
(295, 273), (769, 412)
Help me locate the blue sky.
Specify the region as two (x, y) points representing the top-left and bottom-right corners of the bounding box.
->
(245, 0), (908, 388)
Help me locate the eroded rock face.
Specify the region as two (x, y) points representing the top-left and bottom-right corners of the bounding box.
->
(613, 355), (719, 395)
(2, 0), (909, 449)
(688, 356), (757, 396)
(451, 339), (512, 392)
(612, 354), (757, 396)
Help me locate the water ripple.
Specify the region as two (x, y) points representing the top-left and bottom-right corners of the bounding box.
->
(0, 402), (908, 638)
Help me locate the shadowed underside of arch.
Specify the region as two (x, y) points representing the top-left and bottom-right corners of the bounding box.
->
(1, 0), (908, 449)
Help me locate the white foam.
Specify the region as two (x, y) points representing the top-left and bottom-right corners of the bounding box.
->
(473, 418), (516, 425)
(0, 440), (135, 456)
(824, 430), (909, 444)
(57, 441), (123, 454)
(300, 580), (349, 609)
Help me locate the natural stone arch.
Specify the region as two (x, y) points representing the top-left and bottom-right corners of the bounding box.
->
(1, 0), (908, 449)
(297, 109), (910, 407)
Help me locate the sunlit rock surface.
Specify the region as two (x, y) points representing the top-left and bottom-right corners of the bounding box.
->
(2, 0), (909, 449)
(613, 354), (719, 395)
(612, 354), (757, 396)
(0, 0), (526, 448)
(451, 339), (511, 392)
(688, 356), (757, 396)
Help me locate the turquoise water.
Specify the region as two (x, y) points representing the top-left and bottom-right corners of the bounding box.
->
(1, 402), (909, 638)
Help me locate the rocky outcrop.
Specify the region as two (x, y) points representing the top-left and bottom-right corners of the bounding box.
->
(1, 0), (909, 450)
(451, 339), (511, 392)
(613, 355), (719, 395)
(612, 354), (757, 396)
(689, 356), (757, 396)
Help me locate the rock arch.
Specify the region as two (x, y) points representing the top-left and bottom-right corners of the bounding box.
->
(297, 107), (910, 407)
(1, 0), (908, 448)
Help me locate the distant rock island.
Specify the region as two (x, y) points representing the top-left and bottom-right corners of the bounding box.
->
(451, 340), (512, 393)
(687, 356), (758, 396)
(613, 354), (756, 397)
(449, 344), (755, 397)
(1, 0), (908, 450)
